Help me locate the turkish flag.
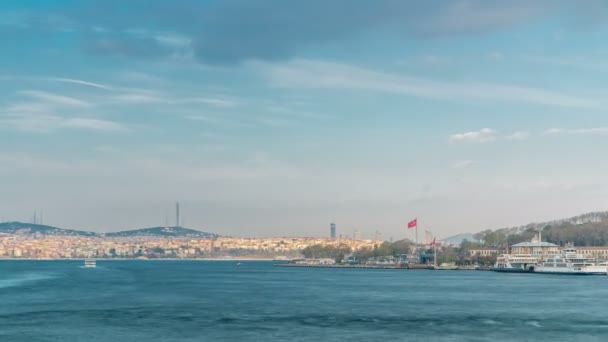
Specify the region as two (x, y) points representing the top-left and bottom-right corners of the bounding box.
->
(407, 219), (417, 229)
(430, 237), (436, 246)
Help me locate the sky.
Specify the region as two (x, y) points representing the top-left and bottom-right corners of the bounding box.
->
(1, 1), (608, 239)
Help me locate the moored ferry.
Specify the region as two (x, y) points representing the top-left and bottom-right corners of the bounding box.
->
(535, 244), (607, 275)
(493, 254), (538, 273)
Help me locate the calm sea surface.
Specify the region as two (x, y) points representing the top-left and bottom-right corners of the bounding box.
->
(1, 260), (608, 341)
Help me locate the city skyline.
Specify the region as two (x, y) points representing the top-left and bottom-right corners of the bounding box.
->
(2, 1), (608, 238)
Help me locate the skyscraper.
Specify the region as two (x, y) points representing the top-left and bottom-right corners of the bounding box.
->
(330, 223), (336, 239)
(375, 230), (382, 242)
(176, 202), (180, 227)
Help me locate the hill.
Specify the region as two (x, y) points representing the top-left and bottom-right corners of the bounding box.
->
(440, 233), (479, 246)
(0, 222), (219, 238)
(103, 226), (219, 238)
(493, 211), (608, 236)
(0, 222), (94, 236)
(475, 211), (608, 247)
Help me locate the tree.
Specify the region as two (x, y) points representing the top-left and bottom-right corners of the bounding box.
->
(301, 244), (352, 262)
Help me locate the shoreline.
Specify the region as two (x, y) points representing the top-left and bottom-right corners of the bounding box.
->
(0, 257), (278, 261)
(275, 264), (488, 270)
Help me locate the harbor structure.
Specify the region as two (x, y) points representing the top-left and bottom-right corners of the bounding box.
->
(510, 232), (559, 256)
(469, 247), (501, 257)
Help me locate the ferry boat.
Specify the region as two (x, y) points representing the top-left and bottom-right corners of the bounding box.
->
(83, 259), (96, 268)
(535, 244), (607, 275)
(493, 254), (538, 273)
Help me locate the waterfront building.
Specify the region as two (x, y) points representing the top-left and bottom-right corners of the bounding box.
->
(510, 233), (559, 256)
(469, 247), (501, 257)
(576, 246), (608, 259)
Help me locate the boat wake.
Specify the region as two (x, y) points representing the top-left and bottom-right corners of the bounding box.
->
(0, 273), (57, 289)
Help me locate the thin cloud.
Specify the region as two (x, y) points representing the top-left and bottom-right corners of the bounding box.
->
(180, 97), (238, 107)
(0, 115), (126, 132)
(521, 54), (608, 73)
(48, 77), (113, 91)
(185, 114), (254, 128)
(110, 91), (237, 108)
(61, 118), (127, 131)
(451, 160), (474, 169)
(264, 59), (598, 109)
(449, 128), (496, 143)
(19, 90), (90, 107)
(505, 131), (530, 140)
(545, 127), (608, 136)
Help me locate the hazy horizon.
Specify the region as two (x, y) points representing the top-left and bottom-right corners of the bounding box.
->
(2, 1), (608, 239)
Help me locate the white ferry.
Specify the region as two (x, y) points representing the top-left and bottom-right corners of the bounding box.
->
(535, 244), (607, 275)
(493, 254), (538, 273)
(84, 259), (96, 268)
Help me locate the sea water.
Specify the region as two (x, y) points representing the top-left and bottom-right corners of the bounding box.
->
(1, 260), (608, 341)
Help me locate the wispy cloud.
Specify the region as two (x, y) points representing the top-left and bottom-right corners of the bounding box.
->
(110, 91), (237, 108)
(487, 51), (504, 60)
(61, 118), (126, 131)
(19, 90), (90, 107)
(544, 127), (608, 136)
(264, 59), (599, 109)
(451, 160), (474, 169)
(181, 97), (237, 107)
(0, 115), (126, 132)
(2, 89), (125, 132)
(185, 114), (254, 128)
(450, 128), (496, 143)
(47, 78), (113, 91)
(505, 131), (530, 140)
(521, 54), (608, 73)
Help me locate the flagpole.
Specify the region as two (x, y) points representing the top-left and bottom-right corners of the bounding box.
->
(416, 219), (418, 247)
(434, 237), (437, 267)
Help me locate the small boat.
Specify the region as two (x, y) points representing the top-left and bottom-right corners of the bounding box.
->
(84, 259), (96, 268)
(436, 262), (459, 270)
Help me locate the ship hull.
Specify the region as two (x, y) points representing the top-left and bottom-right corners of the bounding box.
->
(492, 268), (534, 273)
(534, 271), (605, 275)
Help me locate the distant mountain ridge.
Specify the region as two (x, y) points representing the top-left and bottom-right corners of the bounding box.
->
(0, 222), (95, 236)
(104, 226), (218, 238)
(0, 222), (218, 238)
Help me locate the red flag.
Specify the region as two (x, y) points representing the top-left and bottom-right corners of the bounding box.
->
(407, 219), (417, 229)
(430, 237), (436, 246)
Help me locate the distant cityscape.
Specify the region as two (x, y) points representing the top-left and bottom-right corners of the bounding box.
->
(0, 203), (393, 259)
(0, 219), (379, 259)
(3, 208), (608, 262)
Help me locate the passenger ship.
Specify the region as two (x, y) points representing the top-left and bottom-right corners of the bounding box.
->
(84, 259), (96, 268)
(493, 254), (538, 273)
(535, 244), (607, 275)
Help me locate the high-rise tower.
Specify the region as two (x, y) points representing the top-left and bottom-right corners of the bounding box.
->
(330, 223), (336, 239)
(176, 202), (180, 227)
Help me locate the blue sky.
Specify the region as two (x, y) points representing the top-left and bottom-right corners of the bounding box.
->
(2, 0), (608, 238)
